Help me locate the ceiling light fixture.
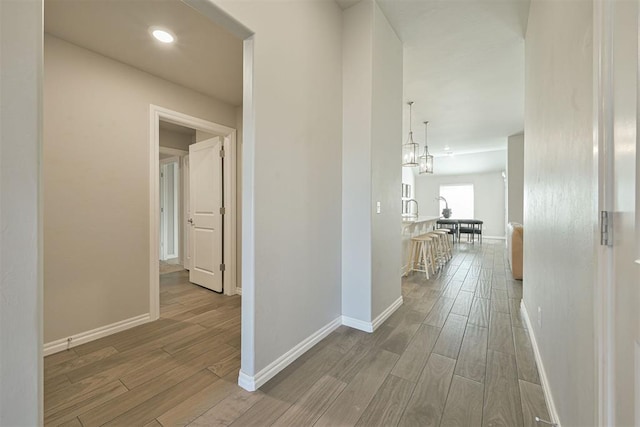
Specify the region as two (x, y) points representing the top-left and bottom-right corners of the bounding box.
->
(150, 27), (175, 44)
(402, 102), (419, 167)
(419, 121), (434, 174)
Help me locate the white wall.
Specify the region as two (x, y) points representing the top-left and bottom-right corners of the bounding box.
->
(342, 0), (373, 323)
(370, 2), (403, 319)
(415, 172), (506, 238)
(43, 34), (237, 343)
(212, 0), (343, 376)
(524, 0), (595, 425)
(507, 133), (524, 224)
(0, 0), (43, 424)
(342, 0), (402, 325)
(159, 127), (192, 151)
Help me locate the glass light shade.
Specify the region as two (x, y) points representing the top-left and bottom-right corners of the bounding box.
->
(402, 132), (419, 167)
(419, 147), (434, 174)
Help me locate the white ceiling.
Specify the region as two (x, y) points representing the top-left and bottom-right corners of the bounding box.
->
(432, 150), (506, 176)
(44, 0), (243, 106)
(45, 0), (524, 175)
(377, 0), (529, 160)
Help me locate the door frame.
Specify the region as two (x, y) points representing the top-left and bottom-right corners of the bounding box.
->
(149, 105), (238, 320)
(159, 146), (188, 267)
(159, 156), (180, 261)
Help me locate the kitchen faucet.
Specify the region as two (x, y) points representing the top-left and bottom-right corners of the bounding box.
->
(405, 199), (419, 217)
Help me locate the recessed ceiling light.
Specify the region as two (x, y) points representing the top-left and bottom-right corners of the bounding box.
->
(150, 27), (175, 44)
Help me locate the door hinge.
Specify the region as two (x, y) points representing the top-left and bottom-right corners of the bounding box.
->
(220, 263), (226, 272)
(600, 210), (613, 246)
(219, 148), (225, 158)
(220, 207), (226, 215)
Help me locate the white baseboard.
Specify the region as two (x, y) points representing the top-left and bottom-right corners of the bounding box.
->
(483, 236), (506, 240)
(43, 313), (151, 356)
(235, 287), (242, 296)
(342, 296), (404, 333)
(341, 315), (373, 333)
(372, 296), (403, 330)
(237, 316), (342, 392)
(521, 301), (561, 426)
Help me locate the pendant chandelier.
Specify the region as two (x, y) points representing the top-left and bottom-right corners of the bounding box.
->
(419, 121), (434, 174)
(402, 101), (419, 167)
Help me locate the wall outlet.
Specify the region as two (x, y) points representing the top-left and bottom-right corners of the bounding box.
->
(537, 306), (542, 328)
(376, 201), (381, 214)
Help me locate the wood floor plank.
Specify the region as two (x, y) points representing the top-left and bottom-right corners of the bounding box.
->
(228, 394), (291, 427)
(432, 314), (467, 359)
(44, 349), (79, 369)
(483, 350), (524, 427)
(323, 327), (368, 354)
(454, 324), (488, 383)
(57, 417), (83, 427)
(440, 375), (484, 427)
(379, 313), (422, 355)
(314, 349), (399, 427)
(507, 280), (523, 299)
(64, 347), (170, 384)
(510, 298), (527, 329)
(468, 297), (490, 328)
(78, 350), (230, 426)
(513, 327), (541, 384)
(442, 280), (464, 298)
(261, 344), (345, 404)
(45, 373), (72, 396)
(207, 351), (241, 378)
(519, 380), (550, 427)
(272, 375), (346, 427)
(391, 324), (440, 381)
(355, 374), (415, 427)
(423, 297), (455, 328)
(45, 347), (119, 379)
(398, 353), (456, 427)
(102, 369), (219, 427)
(475, 279), (492, 299)
(451, 290), (474, 316)
(187, 389), (264, 427)
(44, 380), (128, 426)
(155, 376), (238, 427)
(491, 297), (511, 314)
(461, 275), (479, 293)
(488, 310), (515, 355)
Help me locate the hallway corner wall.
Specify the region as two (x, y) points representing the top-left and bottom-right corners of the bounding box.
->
(523, 0), (596, 424)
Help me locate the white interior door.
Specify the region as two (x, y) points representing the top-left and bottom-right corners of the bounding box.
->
(600, 2), (639, 424)
(189, 137), (223, 292)
(183, 155), (191, 270)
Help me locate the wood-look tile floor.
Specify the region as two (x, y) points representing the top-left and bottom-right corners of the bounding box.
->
(44, 240), (550, 426)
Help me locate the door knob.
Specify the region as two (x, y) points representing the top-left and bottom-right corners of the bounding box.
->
(188, 218), (194, 224)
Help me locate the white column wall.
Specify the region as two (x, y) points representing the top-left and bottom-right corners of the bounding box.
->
(524, 0), (596, 424)
(0, 0), (43, 424)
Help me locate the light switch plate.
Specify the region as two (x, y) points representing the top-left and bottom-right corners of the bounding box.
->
(376, 202), (381, 214)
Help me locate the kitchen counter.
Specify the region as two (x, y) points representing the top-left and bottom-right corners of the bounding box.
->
(401, 215), (440, 276)
(402, 215), (441, 227)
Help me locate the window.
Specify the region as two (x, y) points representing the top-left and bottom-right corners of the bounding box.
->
(439, 184), (474, 219)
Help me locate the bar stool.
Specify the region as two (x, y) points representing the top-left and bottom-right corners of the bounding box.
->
(427, 230), (449, 269)
(431, 229), (452, 261)
(409, 234), (437, 278)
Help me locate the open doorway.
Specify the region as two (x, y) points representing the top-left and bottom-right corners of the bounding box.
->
(150, 106), (239, 322)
